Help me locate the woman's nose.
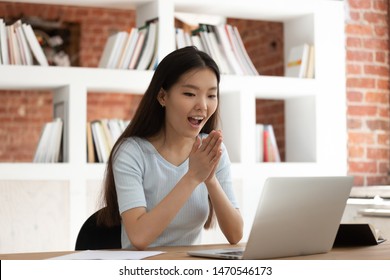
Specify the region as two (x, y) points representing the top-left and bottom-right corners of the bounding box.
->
(195, 97), (207, 111)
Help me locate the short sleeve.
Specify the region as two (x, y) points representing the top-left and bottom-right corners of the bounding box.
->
(113, 138), (147, 214)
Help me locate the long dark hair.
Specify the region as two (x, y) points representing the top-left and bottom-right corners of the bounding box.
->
(98, 46), (221, 229)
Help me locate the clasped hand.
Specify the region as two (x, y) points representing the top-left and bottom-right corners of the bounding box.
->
(188, 130), (223, 184)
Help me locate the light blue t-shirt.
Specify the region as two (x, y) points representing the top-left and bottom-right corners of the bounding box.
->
(112, 135), (239, 249)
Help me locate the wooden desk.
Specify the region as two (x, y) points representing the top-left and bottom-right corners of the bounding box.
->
(1, 242), (389, 260)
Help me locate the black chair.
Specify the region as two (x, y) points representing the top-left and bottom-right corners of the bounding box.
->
(75, 208), (121, 250)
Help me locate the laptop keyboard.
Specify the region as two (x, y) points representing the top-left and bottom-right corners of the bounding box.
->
(222, 250), (244, 256)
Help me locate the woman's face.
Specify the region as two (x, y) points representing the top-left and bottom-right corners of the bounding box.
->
(158, 68), (218, 139)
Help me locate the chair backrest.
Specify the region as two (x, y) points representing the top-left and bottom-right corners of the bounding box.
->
(75, 208), (121, 250)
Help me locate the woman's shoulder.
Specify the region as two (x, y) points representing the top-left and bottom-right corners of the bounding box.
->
(120, 136), (155, 154)
(121, 136), (146, 148)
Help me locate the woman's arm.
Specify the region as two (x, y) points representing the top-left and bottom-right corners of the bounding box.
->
(121, 172), (199, 250)
(206, 177), (243, 244)
(204, 131), (243, 244)
(121, 133), (223, 250)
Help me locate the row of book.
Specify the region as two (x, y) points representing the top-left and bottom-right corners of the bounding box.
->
(34, 119), (277, 164)
(285, 43), (315, 79)
(0, 18), (48, 66)
(98, 19), (158, 70)
(98, 19), (258, 76)
(255, 124), (281, 162)
(87, 119), (130, 163)
(33, 118), (63, 163)
(175, 23), (258, 76)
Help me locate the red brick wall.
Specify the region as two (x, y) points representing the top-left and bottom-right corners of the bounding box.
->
(346, 0), (390, 185)
(0, 90), (52, 161)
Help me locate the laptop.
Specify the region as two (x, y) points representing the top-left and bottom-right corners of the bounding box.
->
(188, 176), (354, 259)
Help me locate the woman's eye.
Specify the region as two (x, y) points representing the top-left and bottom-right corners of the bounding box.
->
(184, 92), (195, 97)
(208, 94), (217, 99)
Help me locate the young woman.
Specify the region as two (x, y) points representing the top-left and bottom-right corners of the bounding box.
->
(98, 46), (243, 250)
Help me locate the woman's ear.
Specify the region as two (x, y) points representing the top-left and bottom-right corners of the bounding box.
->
(157, 89), (166, 107)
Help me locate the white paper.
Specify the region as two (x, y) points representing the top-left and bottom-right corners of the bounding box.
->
(48, 250), (165, 260)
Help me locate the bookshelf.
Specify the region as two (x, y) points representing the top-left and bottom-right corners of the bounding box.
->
(0, 0), (347, 252)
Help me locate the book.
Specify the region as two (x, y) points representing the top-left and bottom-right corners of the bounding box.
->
(128, 28), (146, 69)
(0, 18), (9, 65)
(88, 119), (129, 162)
(107, 31), (129, 68)
(98, 31), (128, 68)
(214, 24), (242, 75)
(117, 27), (139, 69)
(136, 21), (158, 70)
(333, 223), (386, 246)
(285, 43), (310, 78)
(255, 124), (264, 162)
(14, 21), (34, 65)
(33, 122), (52, 162)
(204, 25), (231, 74)
(90, 121), (105, 163)
(225, 24), (247, 75)
(190, 34), (205, 52)
(263, 124), (281, 162)
(115, 27), (131, 69)
(33, 118), (63, 163)
(6, 25), (20, 65)
(175, 27), (186, 49)
(86, 122), (96, 163)
(48, 118), (63, 162)
(12, 20), (25, 65)
(305, 44), (315, 78)
(21, 23), (49, 66)
(232, 26), (258, 75)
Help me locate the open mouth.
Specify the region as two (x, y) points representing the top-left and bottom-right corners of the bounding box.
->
(188, 116), (204, 126)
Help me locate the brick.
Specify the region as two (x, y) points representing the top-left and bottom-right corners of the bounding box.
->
(347, 63), (363, 75)
(345, 24), (372, 36)
(348, 0), (372, 10)
(363, 12), (387, 25)
(363, 38), (388, 50)
(367, 147), (389, 159)
(346, 50), (374, 62)
(365, 91), (388, 103)
(377, 133), (390, 145)
(347, 118), (363, 129)
(366, 176), (390, 185)
(348, 105), (377, 116)
(348, 145), (365, 157)
(376, 78), (389, 89)
(349, 161), (377, 173)
(375, 51), (387, 63)
(347, 77), (376, 88)
(364, 65), (388, 76)
(348, 132), (375, 144)
(351, 175), (365, 186)
(347, 90), (364, 102)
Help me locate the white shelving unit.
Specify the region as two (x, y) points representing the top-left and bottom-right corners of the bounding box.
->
(0, 0), (347, 252)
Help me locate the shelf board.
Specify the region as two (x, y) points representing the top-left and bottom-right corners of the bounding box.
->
(0, 66), (153, 93)
(0, 163), (73, 180)
(220, 75), (317, 99)
(4, 0), (320, 19)
(0, 66), (316, 99)
(0, 162), (108, 181)
(0, 0), (149, 10)
(174, 0), (319, 21)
